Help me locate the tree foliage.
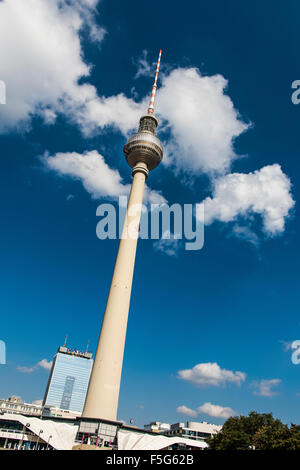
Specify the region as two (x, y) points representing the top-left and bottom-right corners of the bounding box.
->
(206, 411), (300, 450)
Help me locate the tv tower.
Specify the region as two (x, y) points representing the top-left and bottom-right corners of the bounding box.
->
(82, 51), (163, 421)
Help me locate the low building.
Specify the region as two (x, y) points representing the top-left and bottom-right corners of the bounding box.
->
(0, 396), (42, 417)
(42, 406), (81, 421)
(0, 396), (80, 423)
(74, 417), (222, 450)
(144, 421), (171, 432)
(0, 404), (222, 450)
(143, 420), (222, 443)
(164, 421), (222, 442)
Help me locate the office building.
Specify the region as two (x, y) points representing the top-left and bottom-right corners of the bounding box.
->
(43, 346), (93, 413)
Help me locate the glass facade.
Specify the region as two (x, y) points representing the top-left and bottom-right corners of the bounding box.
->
(77, 419), (118, 448)
(43, 349), (93, 413)
(166, 428), (213, 442)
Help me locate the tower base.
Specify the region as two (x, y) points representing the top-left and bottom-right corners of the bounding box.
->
(75, 417), (124, 450)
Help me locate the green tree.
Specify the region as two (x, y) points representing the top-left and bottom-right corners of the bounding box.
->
(253, 423), (300, 450)
(207, 411), (291, 450)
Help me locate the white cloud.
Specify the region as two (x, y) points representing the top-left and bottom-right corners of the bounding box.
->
(156, 67), (249, 175)
(45, 150), (130, 199)
(134, 50), (153, 79)
(17, 358), (52, 374)
(231, 225), (260, 247)
(153, 230), (181, 257)
(177, 362), (246, 387)
(32, 399), (43, 406)
(177, 405), (198, 418)
(0, 0), (105, 132)
(72, 88), (146, 136)
(198, 402), (236, 419)
(252, 379), (281, 397)
(0, 0), (144, 136)
(37, 359), (53, 371)
(44, 150), (166, 204)
(177, 401), (237, 419)
(0, 2), (249, 177)
(17, 365), (37, 374)
(0, 1), (295, 243)
(143, 185), (167, 205)
(199, 164), (294, 236)
(280, 340), (293, 352)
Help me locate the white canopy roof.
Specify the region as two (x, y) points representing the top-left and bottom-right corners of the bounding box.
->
(118, 430), (208, 450)
(1, 413), (78, 450)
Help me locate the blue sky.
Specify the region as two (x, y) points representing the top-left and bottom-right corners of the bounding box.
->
(0, 0), (300, 427)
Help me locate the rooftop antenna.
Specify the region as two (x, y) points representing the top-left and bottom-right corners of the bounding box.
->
(147, 50), (162, 115)
(63, 335), (68, 347)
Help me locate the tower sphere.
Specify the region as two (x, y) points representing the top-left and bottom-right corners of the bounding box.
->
(123, 114), (163, 172)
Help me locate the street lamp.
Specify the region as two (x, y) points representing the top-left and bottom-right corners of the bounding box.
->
(46, 435), (52, 450)
(19, 423), (30, 450)
(35, 429), (43, 450)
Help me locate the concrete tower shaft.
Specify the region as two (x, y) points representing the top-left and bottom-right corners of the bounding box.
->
(82, 51), (163, 421)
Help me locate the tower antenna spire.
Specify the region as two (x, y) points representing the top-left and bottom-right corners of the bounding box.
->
(147, 49), (162, 115)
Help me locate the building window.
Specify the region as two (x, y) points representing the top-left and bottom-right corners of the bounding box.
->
(60, 376), (75, 410)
